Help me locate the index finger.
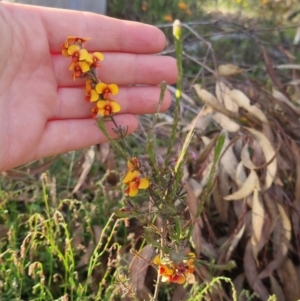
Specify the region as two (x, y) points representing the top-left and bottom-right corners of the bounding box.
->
(5, 2), (167, 54)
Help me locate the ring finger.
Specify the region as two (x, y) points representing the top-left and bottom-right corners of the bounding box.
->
(52, 86), (172, 119)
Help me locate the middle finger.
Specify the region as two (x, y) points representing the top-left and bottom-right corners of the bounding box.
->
(53, 53), (177, 86)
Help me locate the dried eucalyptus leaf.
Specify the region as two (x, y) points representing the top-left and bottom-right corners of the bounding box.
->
(224, 170), (260, 201)
(246, 127), (277, 191)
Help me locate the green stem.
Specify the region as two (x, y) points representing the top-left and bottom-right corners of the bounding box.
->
(165, 20), (183, 167)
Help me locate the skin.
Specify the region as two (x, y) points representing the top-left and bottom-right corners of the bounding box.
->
(0, 2), (177, 172)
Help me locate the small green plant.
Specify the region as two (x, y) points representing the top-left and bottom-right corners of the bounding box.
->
(56, 19), (233, 300)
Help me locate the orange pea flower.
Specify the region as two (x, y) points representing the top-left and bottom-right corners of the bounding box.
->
(96, 100), (121, 117)
(69, 61), (90, 80)
(96, 83), (119, 99)
(61, 36), (90, 57)
(127, 157), (139, 171)
(85, 79), (100, 102)
(123, 170), (149, 197)
(67, 45), (92, 63)
(90, 52), (104, 67)
(178, 2), (188, 10)
(153, 253), (195, 284)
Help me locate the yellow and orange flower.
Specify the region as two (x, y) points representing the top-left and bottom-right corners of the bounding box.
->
(90, 52), (104, 67)
(127, 157), (140, 171)
(61, 36), (90, 57)
(123, 169), (149, 197)
(67, 45), (92, 63)
(178, 2), (188, 10)
(153, 253), (195, 284)
(96, 83), (119, 99)
(85, 79), (100, 102)
(96, 100), (121, 117)
(69, 61), (90, 80)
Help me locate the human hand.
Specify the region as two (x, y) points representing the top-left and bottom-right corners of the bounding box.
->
(0, 2), (177, 172)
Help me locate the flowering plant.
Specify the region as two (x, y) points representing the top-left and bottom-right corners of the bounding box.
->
(62, 20), (230, 299)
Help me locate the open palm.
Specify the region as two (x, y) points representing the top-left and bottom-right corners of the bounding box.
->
(0, 2), (177, 171)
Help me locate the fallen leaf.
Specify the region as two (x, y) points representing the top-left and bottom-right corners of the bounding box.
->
(277, 203), (291, 244)
(220, 136), (239, 183)
(218, 64), (244, 76)
(245, 127), (277, 191)
(230, 89), (268, 123)
(194, 85), (234, 117)
(236, 161), (248, 187)
(215, 81), (239, 113)
(251, 188), (266, 261)
(241, 144), (257, 170)
(212, 112), (240, 132)
(224, 169), (260, 201)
